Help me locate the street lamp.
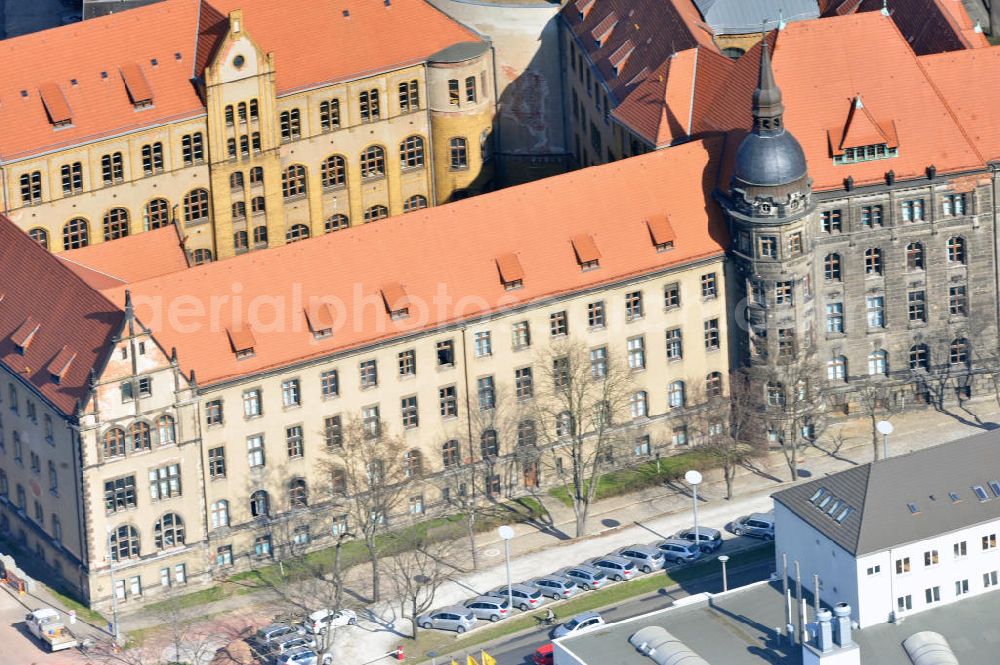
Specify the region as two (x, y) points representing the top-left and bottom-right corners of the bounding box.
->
(106, 527), (121, 644)
(498, 525), (515, 615)
(718, 555), (730, 592)
(876, 420), (894, 460)
(685, 470), (703, 552)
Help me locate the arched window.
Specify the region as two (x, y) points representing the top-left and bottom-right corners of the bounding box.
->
(129, 422), (151, 452)
(183, 189), (210, 224)
(249, 166), (264, 185)
(20, 171), (42, 204)
(103, 428), (126, 458)
(330, 467), (347, 495)
(480, 429), (499, 458)
(404, 449), (423, 478)
(28, 228), (48, 249)
(321, 155), (346, 189)
(823, 253), (841, 281)
(517, 420), (537, 447)
(63, 218), (89, 250)
(868, 350), (888, 376)
(250, 489), (270, 517)
(210, 500), (229, 529)
(400, 136), (425, 168)
(442, 439), (460, 468)
(224, 104), (234, 126)
(325, 214), (349, 233)
(360, 145), (385, 178)
(289, 478), (308, 508)
(449, 137), (468, 169)
(950, 338), (969, 365)
(232, 201), (247, 219)
(668, 380), (686, 408)
(230, 172), (244, 191)
(906, 242), (925, 270)
(909, 344), (929, 370)
(947, 236), (966, 264)
(154, 513), (185, 549)
(251, 196), (266, 215)
(320, 99), (341, 131)
(253, 226), (268, 246)
(403, 195), (427, 213)
(705, 371), (723, 398)
(286, 224), (310, 243)
(630, 391), (648, 418)
(144, 198), (170, 230)
(827, 356), (847, 381)
(103, 208), (130, 241)
(279, 109), (301, 140)
(364, 205), (388, 224)
(155, 415), (176, 445)
(109, 524), (139, 561)
(234, 231), (249, 251)
(864, 248), (882, 275)
(359, 89), (380, 122)
(237, 102), (247, 122)
(282, 165), (307, 199)
(191, 248), (213, 265)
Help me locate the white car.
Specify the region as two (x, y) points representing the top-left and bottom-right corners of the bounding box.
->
(303, 608), (358, 634)
(552, 611), (605, 638)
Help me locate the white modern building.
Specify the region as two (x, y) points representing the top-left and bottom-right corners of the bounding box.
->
(773, 432), (1000, 628)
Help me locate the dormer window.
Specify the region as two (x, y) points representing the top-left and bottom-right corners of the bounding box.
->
(609, 40), (634, 77)
(571, 234), (601, 271)
(11, 317), (39, 354)
(381, 283), (409, 320)
(120, 63), (154, 110)
(47, 346), (76, 384)
(38, 83), (72, 129)
(645, 214), (676, 253)
(829, 95), (898, 165)
(227, 327), (256, 360)
(496, 253), (524, 291)
(305, 304), (335, 339)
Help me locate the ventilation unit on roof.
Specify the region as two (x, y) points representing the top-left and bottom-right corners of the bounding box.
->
(227, 327), (256, 359)
(381, 283), (409, 320)
(304, 304), (336, 339)
(571, 234), (601, 271)
(496, 253), (524, 291)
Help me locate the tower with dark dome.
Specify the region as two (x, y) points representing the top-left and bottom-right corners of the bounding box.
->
(720, 36), (816, 377)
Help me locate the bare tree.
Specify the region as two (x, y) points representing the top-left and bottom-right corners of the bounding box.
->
(854, 381), (903, 461)
(530, 340), (634, 537)
(384, 533), (457, 639)
(323, 417), (410, 602)
(688, 371), (766, 499)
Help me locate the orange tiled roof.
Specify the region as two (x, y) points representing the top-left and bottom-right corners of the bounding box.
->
(0, 216), (123, 415)
(103, 139), (728, 386)
(57, 224), (189, 290)
(920, 46), (1000, 162)
(0, 0), (479, 161)
(835, 0), (987, 54)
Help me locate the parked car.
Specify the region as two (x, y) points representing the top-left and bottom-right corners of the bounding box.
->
(253, 623), (301, 648)
(416, 606), (477, 633)
(733, 512), (775, 540)
(530, 575), (579, 600)
(533, 643), (554, 665)
(271, 634), (317, 656)
(617, 544), (666, 573)
(277, 647), (319, 665)
(656, 539), (703, 564)
(303, 608), (358, 634)
(561, 565), (607, 591)
(675, 527), (724, 553)
(488, 583), (545, 611)
(463, 596), (510, 622)
(589, 555), (637, 581)
(552, 611), (606, 639)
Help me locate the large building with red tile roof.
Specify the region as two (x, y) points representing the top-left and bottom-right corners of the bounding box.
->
(0, 139), (730, 609)
(1, 0), (496, 263)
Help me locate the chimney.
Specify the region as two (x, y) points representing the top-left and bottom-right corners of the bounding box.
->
(832, 603), (853, 647)
(814, 609), (833, 652)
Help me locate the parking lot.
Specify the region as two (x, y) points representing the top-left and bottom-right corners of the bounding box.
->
(0, 587), (84, 664)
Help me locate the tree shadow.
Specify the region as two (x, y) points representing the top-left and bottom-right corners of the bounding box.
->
(738, 459), (782, 483)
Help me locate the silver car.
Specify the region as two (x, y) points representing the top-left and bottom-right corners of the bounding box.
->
(617, 544), (666, 573)
(530, 575), (579, 600)
(277, 647), (320, 665)
(675, 527), (724, 552)
(271, 634), (317, 656)
(463, 596), (510, 622)
(552, 611), (606, 639)
(253, 623), (300, 648)
(589, 555), (637, 581)
(416, 606), (477, 633)
(733, 513), (775, 540)
(657, 539), (703, 563)
(561, 564), (607, 590)
(488, 583), (546, 611)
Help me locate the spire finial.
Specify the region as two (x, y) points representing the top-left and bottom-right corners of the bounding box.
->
(975, 20), (983, 33)
(124, 289), (134, 320)
(778, 9), (786, 31)
(880, 0), (889, 16)
(752, 32), (784, 134)
(854, 94), (863, 109)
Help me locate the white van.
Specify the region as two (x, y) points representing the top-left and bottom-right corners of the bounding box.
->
(304, 608), (358, 634)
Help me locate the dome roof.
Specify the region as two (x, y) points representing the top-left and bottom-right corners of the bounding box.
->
(733, 129), (808, 187)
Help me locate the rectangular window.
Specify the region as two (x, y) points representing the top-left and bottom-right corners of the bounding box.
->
(954, 541), (967, 558)
(983, 533), (997, 550)
(216, 545), (233, 567)
(474, 331), (492, 357)
(477, 375), (496, 410)
(759, 236), (777, 258)
(787, 233), (803, 256)
(861, 204), (883, 228)
(101, 152), (124, 186)
(401, 396), (419, 428)
(205, 399), (223, 425)
(149, 464), (181, 500)
(590, 347), (608, 378)
(439, 385), (458, 417)
(924, 586), (941, 604)
(515, 367), (534, 399)
(821, 209), (842, 233)
(120, 381), (134, 402)
(955, 579), (970, 596)
(866, 295), (885, 328)
(398, 350), (416, 376)
(942, 193), (966, 216)
(286, 425), (304, 457)
(61, 162), (83, 195)
(665, 328), (683, 360)
(625, 291), (643, 320)
(897, 595), (912, 612)
(550, 311), (568, 336)
(104, 475), (137, 513)
(255, 535), (272, 557)
(360, 359), (378, 388)
(436, 340), (455, 366)
(923, 549), (939, 566)
(902, 198), (924, 221)
(895, 557), (911, 574)
(247, 434), (265, 467)
(141, 142), (164, 175)
(672, 426), (688, 446)
(866, 565), (881, 576)
(363, 405), (380, 438)
(182, 133), (204, 165)
(588, 301), (606, 328)
(985, 571), (999, 588)
(512, 321), (532, 350)
(908, 291), (926, 322)
(774, 281), (794, 305)
(243, 389), (262, 418)
(409, 495), (425, 515)
(281, 379), (301, 407)
(208, 447), (226, 479)
(826, 302), (844, 333)
(704, 319), (720, 350)
(664, 283), (681, 308)
(700, 273), (717, 299)
(627, 337), (645, 370)
(949, 286), (968, 317)
(321, 370), (339, 398)
(325, 415), (343, 448)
